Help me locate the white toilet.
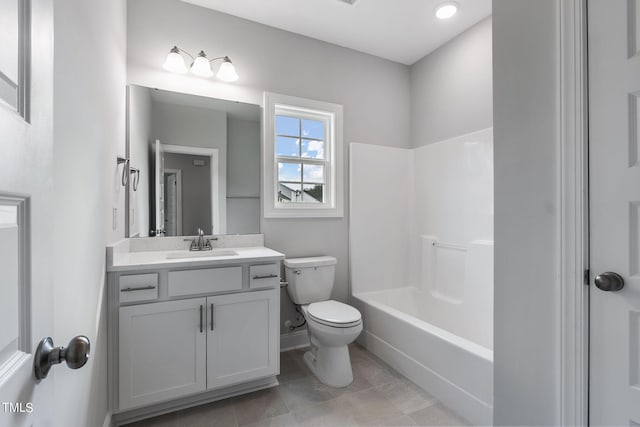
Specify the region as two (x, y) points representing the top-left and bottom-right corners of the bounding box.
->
(284, 256), (362, 388)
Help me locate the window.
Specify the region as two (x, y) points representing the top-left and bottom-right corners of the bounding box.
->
(263, 93), (344, 218)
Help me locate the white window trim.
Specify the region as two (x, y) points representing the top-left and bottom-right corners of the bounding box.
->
(263, 92), (344, 218)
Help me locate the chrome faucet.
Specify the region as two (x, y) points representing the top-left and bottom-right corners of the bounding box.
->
(187, 228), (214, 251)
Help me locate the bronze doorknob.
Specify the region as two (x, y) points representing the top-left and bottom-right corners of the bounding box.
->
(594, 272), (625, 292)
(34, 335), (90, 380)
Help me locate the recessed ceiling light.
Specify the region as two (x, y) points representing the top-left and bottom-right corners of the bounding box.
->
(435, 2), (458, 20)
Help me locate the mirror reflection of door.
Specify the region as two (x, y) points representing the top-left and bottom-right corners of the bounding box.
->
(153, 139), (165, 236)
(163, 169), (182, 236)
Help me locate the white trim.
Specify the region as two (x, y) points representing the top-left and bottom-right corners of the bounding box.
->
(0, 0), (30, 120)
(263, 92), (344, 218)
(102, 411), (112, 427)
(0, 194), (30, 379)
(164, 168), (183, 236)
(559, 1), (589, 425)
(162, 144), (225, 234)
(0, 351), (29, 387)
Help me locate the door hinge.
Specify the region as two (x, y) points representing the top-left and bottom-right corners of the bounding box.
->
(584, 269), (590, 285)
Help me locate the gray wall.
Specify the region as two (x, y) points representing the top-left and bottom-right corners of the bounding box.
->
(493, 1), (561, 425)
(164, 153), (212, 235)
(227, 118), (260, 234)
(411, 17), (493, 147)
(53, 0), (127, 426)
(127, 0), (412, 333)
(151, 101), (228, 233)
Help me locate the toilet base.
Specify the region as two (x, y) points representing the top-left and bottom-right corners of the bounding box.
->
(303, 346), (354, 388)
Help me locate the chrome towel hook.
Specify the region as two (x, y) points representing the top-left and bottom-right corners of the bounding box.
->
(117, 157), (130, 187)
(130, 168), (140, 191)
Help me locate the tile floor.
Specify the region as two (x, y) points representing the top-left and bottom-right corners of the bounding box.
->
(125, 344), (470, 427)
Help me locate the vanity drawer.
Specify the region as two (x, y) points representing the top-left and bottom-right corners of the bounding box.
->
(168, 266), (242, 297)
(249, 263), (280, 289)
(119, 273), (158, 304)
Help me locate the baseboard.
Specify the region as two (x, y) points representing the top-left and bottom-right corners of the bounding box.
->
(113, 377), (278, 426)
(280, 329), (309, 351)
(102, 411), (112, 427)
(359, 330), (493, 426)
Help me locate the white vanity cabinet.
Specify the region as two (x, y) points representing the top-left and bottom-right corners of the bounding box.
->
(107, 246), (284, 425)
(206, 290), (279, 390)
(118, 298), (207, 410)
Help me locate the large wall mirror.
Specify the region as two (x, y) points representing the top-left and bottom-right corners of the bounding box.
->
(126, 86), (261, 237)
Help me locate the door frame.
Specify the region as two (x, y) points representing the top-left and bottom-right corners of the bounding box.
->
(559, 0), (589, 425)
(163, 168), (183, 236)
(161, 144), (223, 234)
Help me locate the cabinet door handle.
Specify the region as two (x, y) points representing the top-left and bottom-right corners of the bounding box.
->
(210, 304), (214, 331)
(252, 274), (279, 280)
(199, 305), (203, 333)
(120, 285), (156, 292)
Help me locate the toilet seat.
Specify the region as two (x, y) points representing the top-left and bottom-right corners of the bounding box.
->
(305, 300), (362, 328)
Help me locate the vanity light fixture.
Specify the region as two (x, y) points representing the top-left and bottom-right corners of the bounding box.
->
(163, 46), (239, 82)
(435, 2), (458, 20)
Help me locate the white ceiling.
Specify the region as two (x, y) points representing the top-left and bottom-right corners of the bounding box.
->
(150, 88), (260, 121)
(181, 0), (491, 65)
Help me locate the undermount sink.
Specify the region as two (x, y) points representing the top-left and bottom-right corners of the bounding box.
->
(166, 249), (238, 260)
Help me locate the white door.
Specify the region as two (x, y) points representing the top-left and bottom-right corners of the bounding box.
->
(154, 139), (165, 236)
(118, 298), (207, 410)
(0, 1), (55, 426)
(164, 169), (182, 236)
(589, 1), (640, 424)
(206, 290), (279, 390)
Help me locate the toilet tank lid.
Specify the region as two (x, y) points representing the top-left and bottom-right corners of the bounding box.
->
(284, 256), (337, 268)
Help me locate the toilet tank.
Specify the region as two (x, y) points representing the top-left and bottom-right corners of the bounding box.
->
(284, 256), (337, 305)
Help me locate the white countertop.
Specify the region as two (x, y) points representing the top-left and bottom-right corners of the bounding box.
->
(107, 246), (285, 272)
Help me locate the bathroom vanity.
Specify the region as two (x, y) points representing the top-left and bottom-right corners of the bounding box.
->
(106, 234), (283, 425)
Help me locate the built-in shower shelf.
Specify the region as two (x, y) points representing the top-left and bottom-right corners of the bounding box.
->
(432, 241), (468, 251)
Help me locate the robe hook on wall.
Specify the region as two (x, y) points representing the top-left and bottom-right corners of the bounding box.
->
(117, 156), (130, 187)
(130, 168), (140, 191)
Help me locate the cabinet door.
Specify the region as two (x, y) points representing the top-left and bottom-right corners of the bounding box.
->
(206, 289), (279, 390)
(119, 298), (207, 410)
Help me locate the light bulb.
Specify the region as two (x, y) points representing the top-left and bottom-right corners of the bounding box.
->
(435, 2), (458, 20)
(190, 51), (214, 77)
(216, 57), (239, 82)
(163, 46), (188, 74)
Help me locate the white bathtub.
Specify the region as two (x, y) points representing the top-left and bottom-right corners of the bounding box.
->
(352, 288), (493, 426)
(349, 132), (494, 426)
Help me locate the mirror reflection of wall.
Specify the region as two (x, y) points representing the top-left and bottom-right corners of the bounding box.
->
(127, 85), (261, 238)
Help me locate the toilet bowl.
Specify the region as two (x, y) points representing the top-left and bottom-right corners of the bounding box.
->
(301, 301), (362, 387)
(284, 257), (363, 387)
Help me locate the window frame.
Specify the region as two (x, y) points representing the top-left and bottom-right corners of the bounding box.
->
(263, 92), (344, 218)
